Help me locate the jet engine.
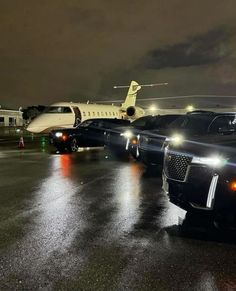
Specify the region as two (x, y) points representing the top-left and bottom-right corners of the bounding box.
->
(126, 106), (145, 120)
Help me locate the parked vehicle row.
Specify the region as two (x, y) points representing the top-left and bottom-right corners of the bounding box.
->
(138, 111), (236, 167)
(49, 118), (130, 152)
(106, 114), (181, 157)
(49, 111), (236, 227)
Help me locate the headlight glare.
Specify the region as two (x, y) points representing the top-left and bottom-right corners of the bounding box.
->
(169, 134), (184, 146)
(120, 130), (133, 138)
(192, 155), (227, 168)
(55, 132), (63, 137)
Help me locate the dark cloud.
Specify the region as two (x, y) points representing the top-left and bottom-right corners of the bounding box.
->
(1, 0), (236, 108)
(143, 27), (234, 69)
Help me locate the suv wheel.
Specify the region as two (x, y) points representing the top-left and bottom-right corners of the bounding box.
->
(70, 138), (79, 152)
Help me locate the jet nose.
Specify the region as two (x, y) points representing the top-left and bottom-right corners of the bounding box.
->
(26, 118), (45, 133)
(26, 124), (41, 133)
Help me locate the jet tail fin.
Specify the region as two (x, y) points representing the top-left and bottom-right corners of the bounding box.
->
(121, 81), (141, 109)
(114, 80), (168, 109)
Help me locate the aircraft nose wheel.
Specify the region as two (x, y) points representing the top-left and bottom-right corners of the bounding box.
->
(70, 138), (79, 152)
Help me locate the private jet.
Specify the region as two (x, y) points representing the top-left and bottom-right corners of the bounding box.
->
(27, 81), (145, 133)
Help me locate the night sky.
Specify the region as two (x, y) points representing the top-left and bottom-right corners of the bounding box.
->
(1, 0), (236, 108)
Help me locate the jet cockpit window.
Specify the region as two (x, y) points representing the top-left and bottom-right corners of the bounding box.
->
(44, 106), (72, 113)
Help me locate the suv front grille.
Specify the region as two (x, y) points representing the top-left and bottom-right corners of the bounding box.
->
(139, 135), (149, 145)
(164, 151), (192, 181)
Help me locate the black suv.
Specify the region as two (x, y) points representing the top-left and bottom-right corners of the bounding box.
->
(49, 118), (130, 152)
(106, 114), (180, 157)
(138, 111), (236, 167)
(163, 111), (236, 226)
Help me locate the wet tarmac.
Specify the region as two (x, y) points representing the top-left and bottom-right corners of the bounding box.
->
(1, 141), (236, 290)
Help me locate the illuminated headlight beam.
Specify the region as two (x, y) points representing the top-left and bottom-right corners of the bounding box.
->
(168, 134), (184, 146)
(191, 155), (227, 168)
(120, 130), (133, 139)
(55, 132), (63, 137)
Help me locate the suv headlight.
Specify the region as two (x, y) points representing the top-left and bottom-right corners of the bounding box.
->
(168, 134), (184, 146)
(55, 132), (63, 137)
(120, 130), (133, 138)
(191, 155), (227, 168)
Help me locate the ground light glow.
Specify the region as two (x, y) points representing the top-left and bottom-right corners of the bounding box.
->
(111, 163), (142, 237)
(31, 154), (82, 257)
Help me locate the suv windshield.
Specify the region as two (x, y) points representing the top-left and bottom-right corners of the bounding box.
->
(132, 115), (180, 130)
(152, 115), (180, 129)
(79, 120), (94, 127)
(132, 116), (156, 129)
(168, 114), (211, 134)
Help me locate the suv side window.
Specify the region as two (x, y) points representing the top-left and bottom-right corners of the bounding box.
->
(89, 121), (99, 128)
(208, 115), (236, 133)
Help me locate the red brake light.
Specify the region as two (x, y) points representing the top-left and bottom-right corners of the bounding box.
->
(62, 135), (68, 141)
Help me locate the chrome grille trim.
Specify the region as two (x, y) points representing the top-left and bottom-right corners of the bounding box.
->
(164, 150), (193, 181)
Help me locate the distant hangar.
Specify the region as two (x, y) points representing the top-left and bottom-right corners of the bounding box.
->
(0, 107), (23, 127)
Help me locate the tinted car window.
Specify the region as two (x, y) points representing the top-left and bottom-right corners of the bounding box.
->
(168, 115), (211, 134)
(102, 120), (129, 129)
(131, 116), (154, 129)
(79, 119), (130, 129)
(108, 119), (130, 126)
(79, 120), (93, 127)
(208, 115), (236, 133)
(152, 115), (180, 129)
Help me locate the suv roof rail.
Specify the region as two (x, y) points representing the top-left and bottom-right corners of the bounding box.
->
(187, 110), (215, 115)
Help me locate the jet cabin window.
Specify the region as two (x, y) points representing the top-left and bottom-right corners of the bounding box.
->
(44, 106), (72, 113)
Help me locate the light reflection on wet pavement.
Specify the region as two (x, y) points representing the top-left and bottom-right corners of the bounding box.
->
(1, 146), (236, 290)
